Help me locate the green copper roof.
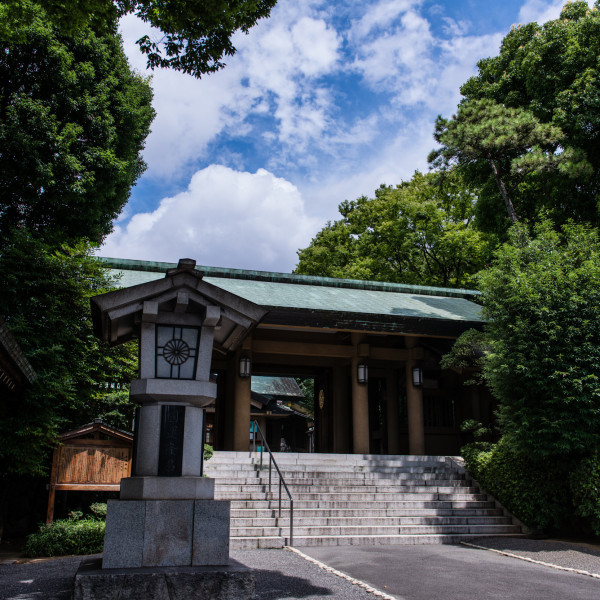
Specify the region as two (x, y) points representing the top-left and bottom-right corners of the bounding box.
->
(251, 376), (304, 398)
(99, 257), (482, 323)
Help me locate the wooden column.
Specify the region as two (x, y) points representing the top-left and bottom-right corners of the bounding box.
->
(233, 343), (252, 452)
(405, 336), (425, 455)
(224, 362), (235, 450)
(332, 365), (350, 453)
(46, 448), (60, 524)
(351, 334), (369, 454)
(385, 367), (400, 455)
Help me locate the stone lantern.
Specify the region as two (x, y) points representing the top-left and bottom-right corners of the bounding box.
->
(88, 259), (266, 572)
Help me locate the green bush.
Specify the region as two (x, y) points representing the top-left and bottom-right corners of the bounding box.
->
(570, 454), (600, 535)
(89, 502), (107, 519)
(462, 438), (572, 531)
(25, 515), (105, 557)
(204, 443), (214, 461)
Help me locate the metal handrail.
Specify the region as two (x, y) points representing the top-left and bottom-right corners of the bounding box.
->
(250, 420), (294, 546)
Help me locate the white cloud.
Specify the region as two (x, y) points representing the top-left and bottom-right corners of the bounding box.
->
(349, 6), (435, 94)
(101, 166), (320, 272)
(120, 5), (340, 180)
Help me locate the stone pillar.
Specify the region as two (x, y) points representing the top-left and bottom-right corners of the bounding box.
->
(405, 336), (425, 455)
(233, 348), (252, 452)
(386, 367), (400, 455)
(351, 334), (369, 454)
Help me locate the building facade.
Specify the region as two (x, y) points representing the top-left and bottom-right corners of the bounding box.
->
(101, 258), (492, 456)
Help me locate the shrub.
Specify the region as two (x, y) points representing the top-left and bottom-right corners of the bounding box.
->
(462, 438), (572, 531)
(25, 514), (105, 557)
(89, 502), (107, 520)
(570, 454), (600, 535)
(203, 444), (214, 461)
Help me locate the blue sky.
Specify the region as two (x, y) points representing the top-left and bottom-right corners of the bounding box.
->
(100, 0), (586, 272)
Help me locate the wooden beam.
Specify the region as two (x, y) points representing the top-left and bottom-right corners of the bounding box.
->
(54, 484), (122, 491)
(253, 340), (354, 358)
(253, 340), (420, 362)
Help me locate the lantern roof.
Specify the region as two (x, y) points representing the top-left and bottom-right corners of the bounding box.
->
(91, 258), (267, 352)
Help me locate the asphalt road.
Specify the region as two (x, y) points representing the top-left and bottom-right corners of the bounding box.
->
(301, 544), (600, 600)
(2, 543), (600, 600)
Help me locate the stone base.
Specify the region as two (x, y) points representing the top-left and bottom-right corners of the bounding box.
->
(120, 477), (215, 500)
(103, 499), (230, 568)
(74, 558), (255, 600)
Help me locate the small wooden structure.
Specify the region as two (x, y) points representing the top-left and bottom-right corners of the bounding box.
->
(46, 419), (134, 524)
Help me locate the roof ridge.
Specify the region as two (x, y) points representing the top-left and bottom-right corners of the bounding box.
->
(97, 257), (480, 299)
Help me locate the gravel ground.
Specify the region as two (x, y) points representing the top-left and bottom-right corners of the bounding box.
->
(462, 537), (600, 576)
(0, 549), (377, 600)
(232, 549), (379, 599)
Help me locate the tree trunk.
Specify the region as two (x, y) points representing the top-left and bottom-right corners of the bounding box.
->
(489, 158), (518, 223)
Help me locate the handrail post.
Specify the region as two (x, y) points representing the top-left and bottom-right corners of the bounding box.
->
(278, 477), (282, 517)
(249, 419), (294, 546)
(290, 499), (294, 546)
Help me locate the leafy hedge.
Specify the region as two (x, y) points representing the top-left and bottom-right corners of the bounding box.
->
(570, 454), (600, 535)
(25, 517), (105, 558)
(25, 503), (107, 557)
(464, 440), (600, 534)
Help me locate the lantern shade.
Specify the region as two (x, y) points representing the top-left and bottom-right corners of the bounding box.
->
(156, 325), (199, 380)
(357, 363), (368, 384)
(412, 366), (423, 387)
(239, 357), (251, 378)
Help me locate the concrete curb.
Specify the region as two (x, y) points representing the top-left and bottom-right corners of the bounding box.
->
(285, 546), (398, 599)
(460, 541), (600, 580)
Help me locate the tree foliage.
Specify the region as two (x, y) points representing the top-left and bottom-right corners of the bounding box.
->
(433, 1), (600, 234)
(296, 171), (493, 289)
(0, 234), (137, 476)
(478, 221), (600, 459)
(0, 5), (154, 248)
(2, 0), (277, 78)
(430, 99), (590, 226)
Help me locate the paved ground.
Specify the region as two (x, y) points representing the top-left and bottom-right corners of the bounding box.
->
(301, 539), (600, 600)
(1, 538), (600, 599)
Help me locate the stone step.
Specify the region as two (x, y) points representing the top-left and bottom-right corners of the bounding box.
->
(229, 532), (518, 550)
(232, 516), (513, 527)
(206, 452), (522, 548)
(216, 491), (489, 501)
(204, 467), (465, 481)
(212, 473), (469, 484)
(226, 499), (497, 510)
(214, 484), (479, 494)
(207, 462), (455, 472)
(230, 507), (505, 518)
(230, 524), (521, 537)
(210, 451), (452, 463)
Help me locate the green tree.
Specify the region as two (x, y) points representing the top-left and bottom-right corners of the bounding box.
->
(296, 171), (493, 289)
(0, 234), (137, 476)
(478, 220), (600, 459)
(429, 99), (590, 227)
(2, 0), (277, 78)
(0, 5), (154, 249)
(435, 1), (600, 233)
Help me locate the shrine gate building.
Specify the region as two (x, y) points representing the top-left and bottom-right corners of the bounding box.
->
(100, 258), (491, 456)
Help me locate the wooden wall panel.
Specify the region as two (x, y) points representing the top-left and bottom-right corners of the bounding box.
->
(57, 446), (131, 484)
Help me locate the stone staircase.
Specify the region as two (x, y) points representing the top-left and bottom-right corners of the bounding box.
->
(205, 451), (524, 549)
